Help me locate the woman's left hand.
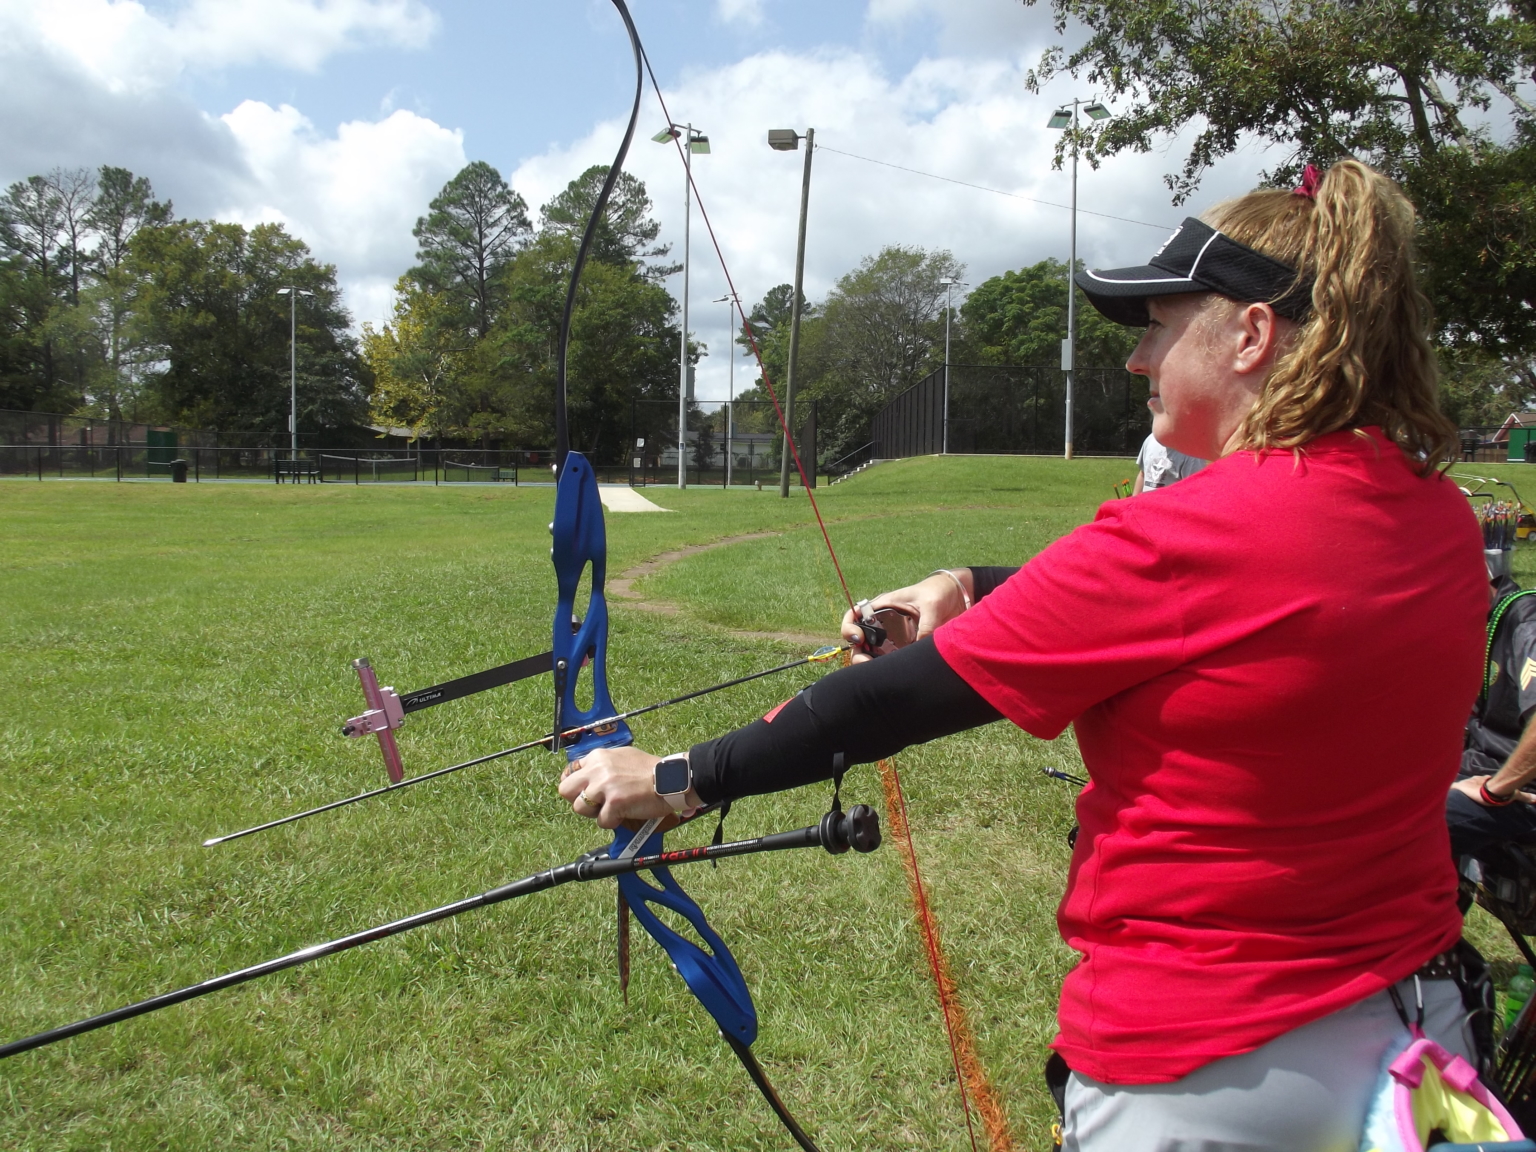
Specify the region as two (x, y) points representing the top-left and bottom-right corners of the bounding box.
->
(559, 746), (700, 829)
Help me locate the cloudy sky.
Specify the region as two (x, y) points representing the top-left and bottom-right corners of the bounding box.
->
(2, 0), (1284, 402)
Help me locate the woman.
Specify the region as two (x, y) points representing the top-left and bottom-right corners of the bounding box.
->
(559, 161), (1488, 1149)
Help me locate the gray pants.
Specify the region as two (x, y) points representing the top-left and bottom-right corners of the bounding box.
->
(1063, 980), (1473, 1152)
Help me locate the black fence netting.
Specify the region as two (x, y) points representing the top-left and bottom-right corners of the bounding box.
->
(871, 365), (1151, 459)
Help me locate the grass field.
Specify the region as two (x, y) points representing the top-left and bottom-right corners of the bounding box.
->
(1, 454), (1530, 1151)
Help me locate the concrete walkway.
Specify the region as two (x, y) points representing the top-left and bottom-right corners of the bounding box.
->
(598, 485), (670, 512)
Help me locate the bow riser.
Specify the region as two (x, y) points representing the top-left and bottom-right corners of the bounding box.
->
(551, 451), (633, 760)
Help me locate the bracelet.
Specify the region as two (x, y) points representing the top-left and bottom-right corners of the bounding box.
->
(1481, 779), (1517, 806)
(930, 569), (972, 612)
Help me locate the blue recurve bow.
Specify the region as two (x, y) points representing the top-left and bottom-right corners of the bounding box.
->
(548, 4), (826, 1146)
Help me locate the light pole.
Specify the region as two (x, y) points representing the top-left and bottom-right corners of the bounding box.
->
(715, 293), (737, 487)
(276, 287), (313, 459)
(1047, 99), (1109, 461)
(768, 127), (813, 498)
(654, 123), (710, 488)
(939, 276), (963, 454)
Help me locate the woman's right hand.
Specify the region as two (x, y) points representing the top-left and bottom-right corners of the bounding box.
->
(840, 569), (974, 663)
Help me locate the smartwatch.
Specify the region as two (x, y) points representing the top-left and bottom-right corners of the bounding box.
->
(653, 754), (693, 812)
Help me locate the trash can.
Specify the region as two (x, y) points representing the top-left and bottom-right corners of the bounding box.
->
(171, 459), (188, 483)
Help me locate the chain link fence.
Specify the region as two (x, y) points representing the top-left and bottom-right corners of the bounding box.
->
(872, 365), (1151, 459)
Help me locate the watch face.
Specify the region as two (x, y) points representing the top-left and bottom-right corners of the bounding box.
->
(655, 757), (690, 796)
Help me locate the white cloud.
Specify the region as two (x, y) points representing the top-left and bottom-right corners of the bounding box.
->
(12, 0), (437, 93)
(218, 101), (465, 325)
(512, 46), (1277, 405)
(0, 0), (458, 331)
(864, 0), (1058, 56)
(714, 0), (765, 27)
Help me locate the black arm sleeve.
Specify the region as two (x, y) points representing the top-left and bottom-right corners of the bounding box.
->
(688, 635), (1004, 803)
(970, 566), (1019, 600)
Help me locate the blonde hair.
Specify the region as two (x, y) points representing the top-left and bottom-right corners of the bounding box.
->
(1202, 160), (1455, 470)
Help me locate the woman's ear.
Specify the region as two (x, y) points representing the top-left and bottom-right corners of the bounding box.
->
(1233, 302), (1290, 377)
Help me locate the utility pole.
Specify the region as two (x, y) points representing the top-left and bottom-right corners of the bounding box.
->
(940, 276), (957, 454)
(654, 123), (710, 489)
(715, 293), (736, 487)
(1048, 99), (1109, 461)
(1066, 100), (1078, 461)
(277, 287), (312, 459)
(770, 126), (814, 498)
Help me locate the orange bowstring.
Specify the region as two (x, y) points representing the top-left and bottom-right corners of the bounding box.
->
(642, 57), (854, 617)
(641, 53), (1007, 1152)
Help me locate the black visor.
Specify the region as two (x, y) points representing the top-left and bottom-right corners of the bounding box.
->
(1074, 217), (1312, 327)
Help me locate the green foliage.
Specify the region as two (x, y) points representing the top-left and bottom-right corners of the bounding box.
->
(360, 276), (467, 442)
(749, 247), (962, 462)
(1023, 0), (1536, 363)
(370, 171), (682, 454)
(1439, 348), (1536, 427)
(960, 258), (1139, 369)
(539, 165), (679, 277)
(0, 174), (72, 411)
(129, 220), (367, 437)
(410, 161), (531, 339)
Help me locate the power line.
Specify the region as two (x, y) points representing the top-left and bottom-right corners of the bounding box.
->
(815, 144), (1174, 231)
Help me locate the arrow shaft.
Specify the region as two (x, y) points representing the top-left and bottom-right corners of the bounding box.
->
(4, 820), (840, 1060)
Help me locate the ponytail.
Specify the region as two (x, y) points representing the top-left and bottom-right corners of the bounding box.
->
(1204, 161), (1455, 470)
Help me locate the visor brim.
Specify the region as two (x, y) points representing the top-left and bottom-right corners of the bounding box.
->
(1073, 267), (1205, 328)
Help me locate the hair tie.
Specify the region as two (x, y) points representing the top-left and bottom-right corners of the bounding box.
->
(1293, 164), (1322, 200)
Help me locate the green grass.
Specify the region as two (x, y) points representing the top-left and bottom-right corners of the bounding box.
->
(1, 452), (1520, 1150)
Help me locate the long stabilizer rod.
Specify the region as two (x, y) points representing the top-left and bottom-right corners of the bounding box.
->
(3, 806), (879, 1061)
(204, 646), (845, 847)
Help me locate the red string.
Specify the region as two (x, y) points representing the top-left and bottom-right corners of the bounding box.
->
(641, 53), (992, 1152)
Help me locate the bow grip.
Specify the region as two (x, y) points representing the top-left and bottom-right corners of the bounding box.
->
(609, 824), (758, 1046)
(551, 452), (632, 759)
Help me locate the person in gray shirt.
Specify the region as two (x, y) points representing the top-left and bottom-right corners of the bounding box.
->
(1133, 432), (1207, 493)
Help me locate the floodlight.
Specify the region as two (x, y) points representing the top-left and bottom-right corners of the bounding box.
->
(768, 128), (801, 151)
(690, 134), (711, 154)
(1047, 110), (1072, 129)
(652, 126), (680, 142)
(1085, 102), (1111, 120)
(940, 277), (956, 286)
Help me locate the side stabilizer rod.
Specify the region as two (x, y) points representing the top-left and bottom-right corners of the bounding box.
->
(3, 806), (880, 1060)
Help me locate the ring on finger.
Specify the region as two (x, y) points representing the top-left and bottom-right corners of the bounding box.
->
(578, 790), (600, 811)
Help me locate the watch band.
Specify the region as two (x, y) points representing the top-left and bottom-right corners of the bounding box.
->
(653, 752), (693, 812)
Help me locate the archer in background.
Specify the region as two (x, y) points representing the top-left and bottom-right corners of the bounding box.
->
(562, 162), (1493, 1150)
(1447, 560), (1536, 856)
(1131, 431), (1207, 493)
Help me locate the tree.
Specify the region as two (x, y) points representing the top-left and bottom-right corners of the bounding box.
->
(800, 246), (963, 457)
(132, 220), (367, 437)
(361, 275), (469, 443)
(539, 166), (678, 277)
(47, 168), (95, 310)
(961, 258), (1139, 369)
(0, 175), (68, 407)
(733, 284), (814, 419)
(81, 167), (171, 424)
(486, 230), (681, 457)
(1023, 0), (1536, 360)
(412, 162), (531, 339)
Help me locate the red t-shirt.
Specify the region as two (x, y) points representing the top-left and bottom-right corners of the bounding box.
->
(934, 428), (1486, 1084)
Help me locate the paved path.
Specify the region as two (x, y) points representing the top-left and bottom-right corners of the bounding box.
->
(598, 485), (669, 512)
